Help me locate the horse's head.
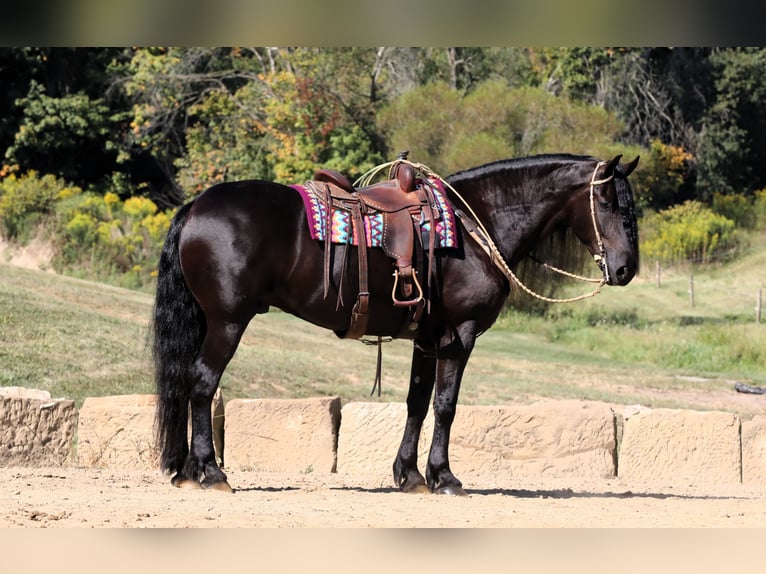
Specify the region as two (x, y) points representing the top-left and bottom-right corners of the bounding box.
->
(567, 154), (640, 286)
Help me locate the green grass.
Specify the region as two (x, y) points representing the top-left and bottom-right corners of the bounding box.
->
(1, 240), (764, 414)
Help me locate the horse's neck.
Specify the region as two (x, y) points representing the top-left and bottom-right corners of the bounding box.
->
(455, 168), (570, 266)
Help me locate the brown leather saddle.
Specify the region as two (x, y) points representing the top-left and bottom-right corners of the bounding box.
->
(307, 161), (440, 339)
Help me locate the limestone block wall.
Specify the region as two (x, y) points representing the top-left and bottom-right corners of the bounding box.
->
(0, 386), (77, 466)
(2, 385), (765, 487)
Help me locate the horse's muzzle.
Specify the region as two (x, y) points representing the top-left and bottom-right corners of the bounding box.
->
(607, 260), (636, 286)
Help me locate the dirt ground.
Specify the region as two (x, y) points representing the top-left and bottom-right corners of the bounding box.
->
(3, 465), (766, 528)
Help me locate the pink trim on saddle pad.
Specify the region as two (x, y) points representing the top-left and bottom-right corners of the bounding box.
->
(290, 179), (459, 250)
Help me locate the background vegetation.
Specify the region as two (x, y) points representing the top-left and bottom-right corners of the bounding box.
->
(2, 47), (766, 288)
(0, 48), (764, 412)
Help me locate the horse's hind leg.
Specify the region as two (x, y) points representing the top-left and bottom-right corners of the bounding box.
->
(393, 343), (436, 493)
(174, 319), (247, 492)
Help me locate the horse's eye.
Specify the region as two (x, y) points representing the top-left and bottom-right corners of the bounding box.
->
(598, 201), (611, 211)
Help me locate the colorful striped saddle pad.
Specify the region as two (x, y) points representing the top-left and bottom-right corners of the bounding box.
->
(291, 178), (459, 250)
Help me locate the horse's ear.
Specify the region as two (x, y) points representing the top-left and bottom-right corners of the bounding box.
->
(622, 155), (640, 177)
(603, 154), (622, 177)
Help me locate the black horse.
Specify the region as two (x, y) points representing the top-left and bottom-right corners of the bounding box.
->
(152, 153), (640, 495)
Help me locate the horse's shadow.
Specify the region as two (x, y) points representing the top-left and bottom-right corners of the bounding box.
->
(234, 485), (301, 493)
(324, 485), (748, 501)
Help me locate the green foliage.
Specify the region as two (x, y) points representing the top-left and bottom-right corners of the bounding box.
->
(5, 80), (119, 184)
(6, 47), (766, 294)
(53, 190), (172, 289)
(261, 70), (382, 183)
(755, 189), (766, 228)
(696, 48), (766, 198)
(640, 201), (740, 265)
(175, 82), (271, 195)
(4, 47), (766, 213)
(633, 139), (693, 211)
(376, 81), (463, 172)
(530, 47), (619, 101)
(711, 192), (758, 229)
(377, 79), (623, 175)
(0, 169), (76, 240)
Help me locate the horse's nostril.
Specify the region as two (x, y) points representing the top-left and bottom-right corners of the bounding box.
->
(616, 265), (631, 284)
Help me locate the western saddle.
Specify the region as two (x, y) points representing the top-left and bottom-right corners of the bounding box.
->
(308, 158), (441, 340)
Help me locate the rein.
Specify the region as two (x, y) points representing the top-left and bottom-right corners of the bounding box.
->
(355, 158), (612, 304)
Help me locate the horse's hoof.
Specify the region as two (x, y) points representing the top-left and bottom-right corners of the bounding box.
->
(403, 483), (431, 494)
(173, 478), (202, 490)
(434, 484), (468, 496)
(201, 479), (233, 493)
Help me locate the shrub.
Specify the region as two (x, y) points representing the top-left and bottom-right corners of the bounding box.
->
(0, 170), (77, 240)
(54, 191), (173, 288)
(754, 188), (766, 229)
(634, 140), (693, 211)
(640, 201), (739, 265)
(641, 201), (740, 264)
(712, 192), (757, 229)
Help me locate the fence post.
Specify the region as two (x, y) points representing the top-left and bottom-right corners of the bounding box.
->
(757, 288), (763, 323)
(655, 261), (661, 288)
(689, 273), (695, 308)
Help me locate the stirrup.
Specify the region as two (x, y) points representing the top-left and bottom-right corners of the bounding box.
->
(391, 269), (424, 307)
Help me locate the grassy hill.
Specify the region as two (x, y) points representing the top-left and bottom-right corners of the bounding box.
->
(1, 244), (764, 414)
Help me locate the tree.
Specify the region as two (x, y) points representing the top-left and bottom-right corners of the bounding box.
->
(1, 47), (128, 191)
(529, 47), (618, 104)
(696, 48), (766, 198)
(5, 80), (117, 184)
(113, 47), (254, 206)
(378, 78), (623, 175)
(116, 47), (389, 202)
(601, 48), (713, 152)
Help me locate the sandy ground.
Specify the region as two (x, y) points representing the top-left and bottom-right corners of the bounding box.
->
(3, 465), (766, 528)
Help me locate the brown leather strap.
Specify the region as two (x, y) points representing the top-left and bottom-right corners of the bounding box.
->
(345, 202), (369, 339)
(321, 183), (333, 299)
(371, 336), (383, 397)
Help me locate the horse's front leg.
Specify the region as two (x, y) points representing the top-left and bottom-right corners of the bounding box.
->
(426, 321), (478, 496)
(393, 341), (437, 493)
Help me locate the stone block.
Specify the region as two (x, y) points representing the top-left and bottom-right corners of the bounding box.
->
(336, 400), (617, 481)
(618, 407), (741, 484)
(0, 386), (77, 466)
(742, 415), (766, 485)
(76, 391), (224, 469)
(449, 400), (617, 480)
(224, 397), (341, 473)
(336, 402), (422, 478)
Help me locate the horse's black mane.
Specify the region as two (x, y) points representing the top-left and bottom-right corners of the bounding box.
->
(446, 153), (598, 183)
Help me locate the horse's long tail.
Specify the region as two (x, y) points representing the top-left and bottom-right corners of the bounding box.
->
(152, 201), (203, 474)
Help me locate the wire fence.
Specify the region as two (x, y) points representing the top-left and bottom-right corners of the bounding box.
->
(647, 259), (764, 323)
